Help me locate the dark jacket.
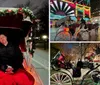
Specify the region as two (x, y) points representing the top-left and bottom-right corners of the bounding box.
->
(0, 42), (23, 72)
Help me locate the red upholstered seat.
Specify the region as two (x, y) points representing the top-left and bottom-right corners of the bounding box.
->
(0, 69), (34, 85)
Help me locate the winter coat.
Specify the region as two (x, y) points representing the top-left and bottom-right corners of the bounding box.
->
(0, 42), (23, 72)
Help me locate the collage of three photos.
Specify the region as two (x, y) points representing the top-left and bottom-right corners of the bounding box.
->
(0, 0), (99, 85)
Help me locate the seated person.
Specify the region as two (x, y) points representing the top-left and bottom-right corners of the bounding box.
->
(0, 34), (34, 85)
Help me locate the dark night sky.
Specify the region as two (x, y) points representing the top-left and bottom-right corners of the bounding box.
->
(90, 0), (100, 13)
(0, 0), (47, 13)
(0, 0), (48, 35)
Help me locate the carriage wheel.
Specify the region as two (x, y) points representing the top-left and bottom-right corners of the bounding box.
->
(54, 31), (72, 41)
(50, 71), (72, 85)
(56, 27), (64, 34)
(81, 71), (100, 85)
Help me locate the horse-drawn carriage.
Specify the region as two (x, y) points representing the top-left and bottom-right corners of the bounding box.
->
(0, 7), (43, 85)
(50, 50), (100, 85)
(54, 17), (99, 41)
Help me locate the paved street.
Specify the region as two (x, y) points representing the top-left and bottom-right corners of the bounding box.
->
(32, 48), (49, 85)
(50, 28), (58, 41)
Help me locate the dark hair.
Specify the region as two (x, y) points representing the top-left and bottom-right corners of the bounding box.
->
(0, 30), (8, 36)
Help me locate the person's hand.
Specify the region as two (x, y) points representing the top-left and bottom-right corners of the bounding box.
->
(5, 65), (14, 74)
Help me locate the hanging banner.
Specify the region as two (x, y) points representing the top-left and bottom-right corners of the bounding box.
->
(84, 6), (91, 18)
(76, 4), (84, 18)
(76, 4), (91, 19)
(62, 0), (90, 6)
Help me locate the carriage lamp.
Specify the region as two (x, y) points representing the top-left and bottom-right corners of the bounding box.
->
(42, 35), (48, 39)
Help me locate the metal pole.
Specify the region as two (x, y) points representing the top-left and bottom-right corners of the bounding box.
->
(31, 24), (36, 57)
(81, 43), (82, 61)
(31, 19), (40, 57)
(79, 43), (82, 61)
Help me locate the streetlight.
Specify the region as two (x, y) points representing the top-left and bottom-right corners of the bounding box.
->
(42, 35), (48, 39)
(42, 35), (48, 50)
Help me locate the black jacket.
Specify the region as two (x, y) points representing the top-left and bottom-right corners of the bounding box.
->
(0, 42), (23, 72)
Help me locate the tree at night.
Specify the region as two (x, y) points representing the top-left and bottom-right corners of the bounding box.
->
(35, 1), (49, 35)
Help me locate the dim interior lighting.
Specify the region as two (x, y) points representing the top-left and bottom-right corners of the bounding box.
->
(42, 35), (47, 39)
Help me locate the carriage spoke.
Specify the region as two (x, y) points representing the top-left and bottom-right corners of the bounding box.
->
(51, 81), (58, 84)
(51, 75), (57, 82)
(62, 74), (71, 83)
(60, 73), (64, 81)
(54, 73), (59, 81)
(51, 72), (72, 85)
(58, 72), (61, 81)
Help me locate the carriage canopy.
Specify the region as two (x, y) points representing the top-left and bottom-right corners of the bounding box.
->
(0, 7), (35, 37)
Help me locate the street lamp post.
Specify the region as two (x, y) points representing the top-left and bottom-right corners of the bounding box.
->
(42, 35), (48, 50)
(79, 43), (82, 61)
(35, 19), (41, 31)
(29, 19), (40, 57)
(34, 19), (41, 38)
(30, 19), (41, 56)
(29, 27), (35, 57)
